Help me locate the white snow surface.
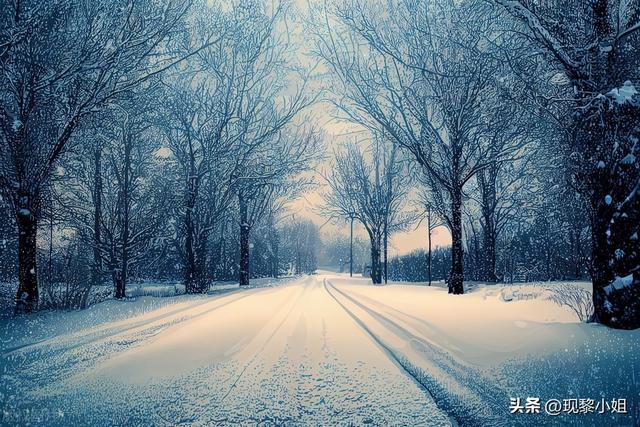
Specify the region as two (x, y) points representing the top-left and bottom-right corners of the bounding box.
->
(604, 274), (635, 294)
(607, 80), (638, 104)
(1, 273), (638, 426)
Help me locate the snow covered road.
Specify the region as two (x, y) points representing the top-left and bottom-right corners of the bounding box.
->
(324, 280), (508, 426)
(2, 273), (638, 426)
(1, 275), (453, 426)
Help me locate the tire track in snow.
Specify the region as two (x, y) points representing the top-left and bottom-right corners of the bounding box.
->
(325, 280), (510, 427)
(340, 288), (469, 359)
(217, 279), (311, 404)
(321, 279), (456, 426)
(209, 276), (451, 426)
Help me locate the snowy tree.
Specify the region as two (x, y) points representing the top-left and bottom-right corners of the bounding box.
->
(96, 107), (164, 298)
(0, 0), (205, 313)
(280, 219), (320, 275)
(53, 94), (175, 301)
(324, 142), (409, 284)
(235, 127), (320, 286)
(313, 0), (527, 293)
(492, 0), (640, 329)
(219, 3), (319, 286)
(161, 76), (239, 294)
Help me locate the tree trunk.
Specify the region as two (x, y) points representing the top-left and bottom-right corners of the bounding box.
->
(47, 209), (53, 286)
(478, 167), (498, 283)
(92, 146), (103, 289)
(427, 222), (432, 287)
(113, 271), (125, 299)
(15, 207), (38, 314)
(370, 234), (382, 284)
(194, 234), (209, 292)
(573, 4), (638, 327)
(120, 220), (129, 298)
(116, 138), (131, 299)
(493, 0), (639, 329)
(482, 215), (498, 282)
(590, 199), (613, 315)
(239, 192), (250, 287)
(449, 189), (464, 294)
(270, 225), (279, 278)
(383, 220), (388, 284)
(581, 15), (640, 328)
(272, 241), (279, 278)
(184, 205), (196, 293)
(295, 228), (301, 274)
(589, 157), (640, 329)
(184, 154), (198, 294)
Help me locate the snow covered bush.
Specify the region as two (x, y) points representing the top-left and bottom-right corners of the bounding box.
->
(39, 259), (93, 310)
(546, 284), (593, 323)
(499, 284), (546, 302)
(127, 284), (186, 298)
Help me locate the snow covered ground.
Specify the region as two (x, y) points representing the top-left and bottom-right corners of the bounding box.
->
(326, 274), (638, 426)
(1, 273), (638, 426)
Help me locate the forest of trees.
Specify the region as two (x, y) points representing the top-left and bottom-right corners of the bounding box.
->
(0, 0), (322, 312)
(317, 0), (639, 329)
(0, 0), (638, 330)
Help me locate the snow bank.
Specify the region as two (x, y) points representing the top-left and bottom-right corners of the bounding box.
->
(330, 279), (580, 366)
